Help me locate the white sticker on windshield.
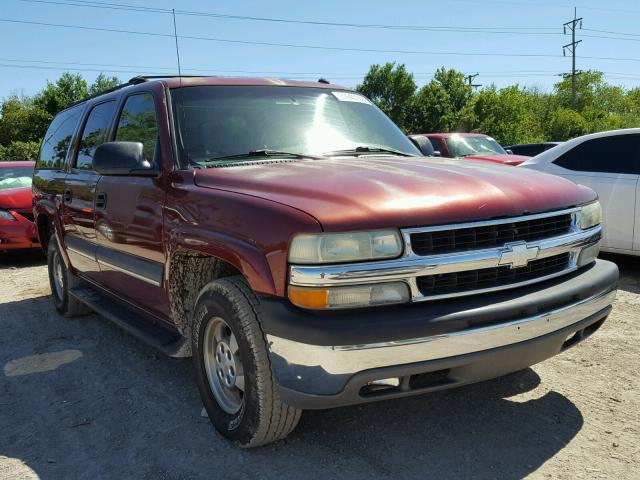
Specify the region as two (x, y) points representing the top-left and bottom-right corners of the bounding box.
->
(332, 91), (371, 104)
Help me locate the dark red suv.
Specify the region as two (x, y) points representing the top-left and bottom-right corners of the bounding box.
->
(33, 76), (617, 447)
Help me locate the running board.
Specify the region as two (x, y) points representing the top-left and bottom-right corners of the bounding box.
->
(69, 286), (190, 358)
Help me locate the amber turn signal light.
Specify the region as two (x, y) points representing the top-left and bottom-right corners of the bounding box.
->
(288, 286), (330, 309)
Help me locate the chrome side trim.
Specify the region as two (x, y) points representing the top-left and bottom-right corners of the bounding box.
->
(266, 287), (615, 375)
(97, 259), (162, 287)
(68, 246), (96, 261)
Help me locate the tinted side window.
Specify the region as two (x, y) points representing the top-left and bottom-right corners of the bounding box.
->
(75, 101), (116, 170)
(428, 137), (441, 152)
(115, 93), (158, 161)
(516, 145), (537, 156)
(554, 135), (640, 174)
(37, 104), (84, 169)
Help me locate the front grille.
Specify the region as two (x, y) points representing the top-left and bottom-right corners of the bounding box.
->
(417, 253), (570, 296)
(411, 213), (572, 256)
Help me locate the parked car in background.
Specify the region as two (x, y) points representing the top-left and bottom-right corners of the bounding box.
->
(34, 76), (617, 447)
(521, 128), (640, 256)
(506, 142), (562, 157)
(407, 134), (437, 156)
(414, 133), (530, 165)
(0, 161), (39, 251)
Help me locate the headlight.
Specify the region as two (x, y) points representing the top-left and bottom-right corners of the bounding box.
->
(579, 201), (601, 229)
(288, 282), (410, 309)
(0, 210), (16, 221)
(289, 230), (403, 264)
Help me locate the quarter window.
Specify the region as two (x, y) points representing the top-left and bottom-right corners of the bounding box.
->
(428, 137), (442, 152)
(75, 101), (116, 170)
(115, 93), (159, 161)
(554, 135), (640, 174)
(37, 104), (83, 169)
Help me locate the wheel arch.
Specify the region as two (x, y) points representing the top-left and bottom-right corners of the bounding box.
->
(166, 227), (279, 341)
(34, 201), (66, 259)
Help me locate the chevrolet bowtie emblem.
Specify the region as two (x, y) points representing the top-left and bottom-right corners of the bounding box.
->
(498, 242), (540, 269)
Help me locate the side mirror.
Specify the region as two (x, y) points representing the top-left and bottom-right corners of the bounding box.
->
(93, 141), (159, 177)
(506, 149), (514, 155)
(408, 135), (435, 156)
(433, 150), (442, 157)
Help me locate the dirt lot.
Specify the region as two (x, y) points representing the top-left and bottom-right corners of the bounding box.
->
(0, 250), (638, 480)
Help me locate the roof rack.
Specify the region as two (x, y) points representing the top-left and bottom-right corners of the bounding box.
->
(67, 80), (134, 107)
(128, 75), (206, 84)
(67, 75), (202, 107)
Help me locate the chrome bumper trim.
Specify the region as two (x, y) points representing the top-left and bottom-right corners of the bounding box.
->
(266, 287), (615, 375)
(289, 226), (601, 301)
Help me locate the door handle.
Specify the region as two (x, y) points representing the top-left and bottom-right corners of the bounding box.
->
(96, 192), (107, 210)
(63, 188), (72, 203)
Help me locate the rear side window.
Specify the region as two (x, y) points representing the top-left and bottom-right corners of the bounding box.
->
(75, 101), (116, 170)
(554, 135), (640, 174)
(428, 137), (442, 152)
(115, 93), (158, 161)
(514, 145), (536, 156)
(37, 104), (84, 169)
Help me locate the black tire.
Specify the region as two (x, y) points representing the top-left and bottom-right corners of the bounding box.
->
(192, 276), (301, 447)
(47, 234), (91, 317)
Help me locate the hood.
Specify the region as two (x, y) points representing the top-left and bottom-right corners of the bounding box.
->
(462, 154), (530, 166)
(0, 187), (32, 210)
(194, 156), (595, 231)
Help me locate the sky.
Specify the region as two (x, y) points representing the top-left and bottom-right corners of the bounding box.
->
(2, 0), (640, 98)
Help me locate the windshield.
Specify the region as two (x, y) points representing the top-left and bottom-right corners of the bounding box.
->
(171, 86), (420, 165)
(445, 135), (507, 157)
(0, 166), (33, 191)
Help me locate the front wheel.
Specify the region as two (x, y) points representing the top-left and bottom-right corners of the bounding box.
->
(192, 277), (301, 447)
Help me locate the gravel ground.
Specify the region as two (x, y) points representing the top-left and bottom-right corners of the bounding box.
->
(0, 250), (638, 480)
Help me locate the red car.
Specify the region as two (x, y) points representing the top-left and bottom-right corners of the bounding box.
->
(415, 132), (530, 166)
(0, 161), (39, 251)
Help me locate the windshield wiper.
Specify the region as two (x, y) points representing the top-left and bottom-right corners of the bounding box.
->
(205, 149), (323, 162)
(323, 146), (415, 157)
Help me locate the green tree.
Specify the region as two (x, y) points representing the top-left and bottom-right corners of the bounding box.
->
(34, 72), (89, 116)
(0, 140), (40, 161)
(356, 62), (416, 130)
(554, 70), (605, 112)
(473, 85), (544, 145)
(89, 73), (122, 96)
(546, 108), (588, 140)
(0, 96), (52, 145)
(409, 68), (474, 133)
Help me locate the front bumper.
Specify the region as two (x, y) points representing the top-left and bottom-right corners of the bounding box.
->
(259, 259), (618, 409)
(0, 219), (39, 250)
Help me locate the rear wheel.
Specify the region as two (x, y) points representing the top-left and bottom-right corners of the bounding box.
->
(47, 234), (91, 317)
(192, 276), (301, 447)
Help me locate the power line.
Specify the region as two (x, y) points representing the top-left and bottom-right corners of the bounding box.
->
(581, 33), (640, 43)
(18, 0), (640, 43)
(442, 0), (640, 15)
(584, 27), (640, 38)
(0, 17), (573, 59)
(14, 0), (562, 34)
(2, 62), (640, 82)
(6, 16), (640, 64)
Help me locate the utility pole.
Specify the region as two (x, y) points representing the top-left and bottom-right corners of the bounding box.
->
(465, 73), (482, 90)
(563, 7), (583, 110)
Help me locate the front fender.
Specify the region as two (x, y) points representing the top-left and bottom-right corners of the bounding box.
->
(166, 227), (278, 296)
